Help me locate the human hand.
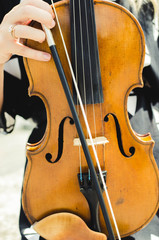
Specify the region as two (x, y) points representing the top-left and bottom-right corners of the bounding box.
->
(0, 0), (55, 64)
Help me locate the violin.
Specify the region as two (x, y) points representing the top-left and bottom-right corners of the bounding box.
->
(22, 0), (159, 239)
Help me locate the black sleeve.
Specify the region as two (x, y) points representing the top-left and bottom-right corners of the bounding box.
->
(0, 0), (19, 133)
(0, 55), (46, 135)
(0, 56), (30, 133)
(0, 0), (47, 136)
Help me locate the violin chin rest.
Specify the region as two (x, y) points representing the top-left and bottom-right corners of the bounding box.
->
(33, 212), (107, 240)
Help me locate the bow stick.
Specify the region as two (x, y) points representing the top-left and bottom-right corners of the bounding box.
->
(42, 1), (121, 239)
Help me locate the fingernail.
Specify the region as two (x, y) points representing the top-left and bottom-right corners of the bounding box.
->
(50, 20), (55, 29)
(43, 53), (51, 61)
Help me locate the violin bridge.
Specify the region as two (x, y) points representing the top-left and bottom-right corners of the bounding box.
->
(73, 136), (109, 146)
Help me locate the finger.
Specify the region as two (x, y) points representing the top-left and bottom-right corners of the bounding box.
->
(11, 41), (51, 61)
(9, 5), (55, 29)
(20, 0), (54, 18)
(14, 24), (46, 43)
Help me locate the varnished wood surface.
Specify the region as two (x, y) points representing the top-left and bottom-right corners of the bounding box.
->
(22, 0), (159, 238)
(33, 212), (107, 240)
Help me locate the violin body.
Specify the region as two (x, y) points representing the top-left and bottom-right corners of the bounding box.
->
(22, 0), (159, 238)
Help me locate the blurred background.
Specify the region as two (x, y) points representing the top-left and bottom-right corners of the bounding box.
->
(0, 116), (34, 240)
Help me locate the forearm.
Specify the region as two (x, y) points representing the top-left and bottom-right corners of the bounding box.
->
(0, 64), (4, 113)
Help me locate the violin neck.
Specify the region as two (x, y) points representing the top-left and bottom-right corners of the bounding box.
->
(70, 0), (103, 105)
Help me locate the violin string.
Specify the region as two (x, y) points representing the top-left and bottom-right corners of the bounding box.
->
(83, 0), (98, 177)
(51, 1), (121, 239)
(72, 0), (82, 179)
(83, 0), (97, 140)
(89, 0), (105, 170)
(78, 0), (94, 177)
(75, 0), (88, 177)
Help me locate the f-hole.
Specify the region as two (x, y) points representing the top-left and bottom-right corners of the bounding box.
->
(45, 116), (74, 163)
(104, 113), (135, 157)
